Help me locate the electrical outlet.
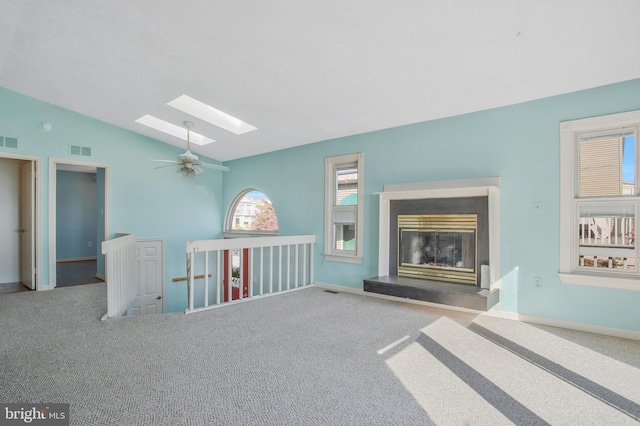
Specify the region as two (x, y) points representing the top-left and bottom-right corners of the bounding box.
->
(533, 277), (542, 287)
(88, 241), (93, 247)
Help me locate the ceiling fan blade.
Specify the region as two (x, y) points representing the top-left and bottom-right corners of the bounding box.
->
(154, 163), (180, 169)
(200, 161), (230, 172)
(150, 159), (180, 164)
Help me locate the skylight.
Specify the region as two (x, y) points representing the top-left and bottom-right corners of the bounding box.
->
(135, 115), (215, 146)
(167, 95), (257, 135)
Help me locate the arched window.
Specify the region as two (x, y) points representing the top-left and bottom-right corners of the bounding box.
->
(225, 189), (278, 235)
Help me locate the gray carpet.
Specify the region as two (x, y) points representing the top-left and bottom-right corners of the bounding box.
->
(1, 284), (639, 425)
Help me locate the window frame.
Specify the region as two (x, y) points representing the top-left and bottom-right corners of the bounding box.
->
(223, 188), (279, 238)
(559, 110), (640, 291)
(324, 152), (364, 263)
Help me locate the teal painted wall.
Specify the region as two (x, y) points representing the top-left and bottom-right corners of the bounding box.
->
(56, 170), (97, 260)
(3, 79), (640, 331)
(0, 87), (225, 313)
(223, 78), (640, 332)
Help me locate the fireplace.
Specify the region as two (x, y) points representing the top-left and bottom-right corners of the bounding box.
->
(364, 178), (500, 311)
(398, 214), (477, 285)
(387, 195), (490, 288)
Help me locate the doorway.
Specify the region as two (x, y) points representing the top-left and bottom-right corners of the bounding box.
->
(223, 248), (250, 301)
(0, 154), (39, 292)
(49, 158), (109, 289)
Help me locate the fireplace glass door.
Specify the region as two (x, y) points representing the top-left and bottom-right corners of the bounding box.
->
(398, 214), (477, 285)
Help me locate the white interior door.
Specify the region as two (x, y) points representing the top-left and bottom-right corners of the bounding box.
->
(131, 239), (164, 315)
(20, 161), (35, 289)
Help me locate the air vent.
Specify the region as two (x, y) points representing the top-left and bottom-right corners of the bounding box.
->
(0, 136), (18, 149)
(69, 144), (92, 157)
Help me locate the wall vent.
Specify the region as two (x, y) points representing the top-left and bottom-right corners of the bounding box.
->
(0, 135), (18, 149)
(69, 144), (92, 157)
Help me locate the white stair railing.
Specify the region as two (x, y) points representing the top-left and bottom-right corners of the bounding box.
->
(101, 234), (137, 320)
(185, 235), (315, 313)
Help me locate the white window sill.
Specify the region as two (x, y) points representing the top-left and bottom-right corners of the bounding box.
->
(323, 253), (363, 264)
(559, 272), (640, 292)
(223, 231), (278, 238)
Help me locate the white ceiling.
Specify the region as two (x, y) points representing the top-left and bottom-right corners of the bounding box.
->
(1, 1), (639, 162)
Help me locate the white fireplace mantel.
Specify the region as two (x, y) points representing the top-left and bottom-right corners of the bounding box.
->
(376, 177), (501, 290)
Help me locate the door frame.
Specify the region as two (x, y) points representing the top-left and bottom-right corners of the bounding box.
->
(49, 158), (110, 289)
(0, 152), (41, 290)
(20, 161), (35, 289)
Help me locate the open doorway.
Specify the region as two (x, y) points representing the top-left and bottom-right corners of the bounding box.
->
(0, 154), (39, 293)
(49, 159), (109, 289)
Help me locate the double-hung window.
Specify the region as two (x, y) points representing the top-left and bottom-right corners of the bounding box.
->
(559, 110), (640, 290)
(324, 152), (363, 263)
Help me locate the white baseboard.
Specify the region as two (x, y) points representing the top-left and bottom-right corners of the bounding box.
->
(57, 257), (97, 263)
(313, 282), (640, 341)
(511, 313), (640, 341)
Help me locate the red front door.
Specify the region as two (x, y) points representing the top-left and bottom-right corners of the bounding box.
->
(223, 248), (249, 302)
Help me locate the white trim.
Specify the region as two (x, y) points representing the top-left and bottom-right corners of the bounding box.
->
(383, 176), (500, 194)
(186, 234), (315, 252)
(0, 152), (42, 291)
(322, 253), (363, 264)
(224, 188), (279, 236)
(324, 152), (364, 262)
(514, 312), (640, 341)
(376, 177), (500, 290)
(314, 282), (640, 341)
(222, 231), (279, 238)
(559, 272), (640, 292)
(49, 158), (110, 289)
(559, 110), (640, 289)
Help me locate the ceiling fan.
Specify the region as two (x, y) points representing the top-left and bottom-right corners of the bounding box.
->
(150, 121), (229, 176)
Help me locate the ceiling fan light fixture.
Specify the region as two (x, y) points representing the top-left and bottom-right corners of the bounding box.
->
(177, 165), (199, 178)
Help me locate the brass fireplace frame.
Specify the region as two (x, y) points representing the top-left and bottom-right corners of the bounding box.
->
(397, 214), (478, 285)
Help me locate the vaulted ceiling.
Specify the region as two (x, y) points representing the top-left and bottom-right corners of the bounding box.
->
(1, 1), (639, 162)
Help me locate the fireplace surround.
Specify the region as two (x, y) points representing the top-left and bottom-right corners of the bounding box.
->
(365, 177), (500, 311)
